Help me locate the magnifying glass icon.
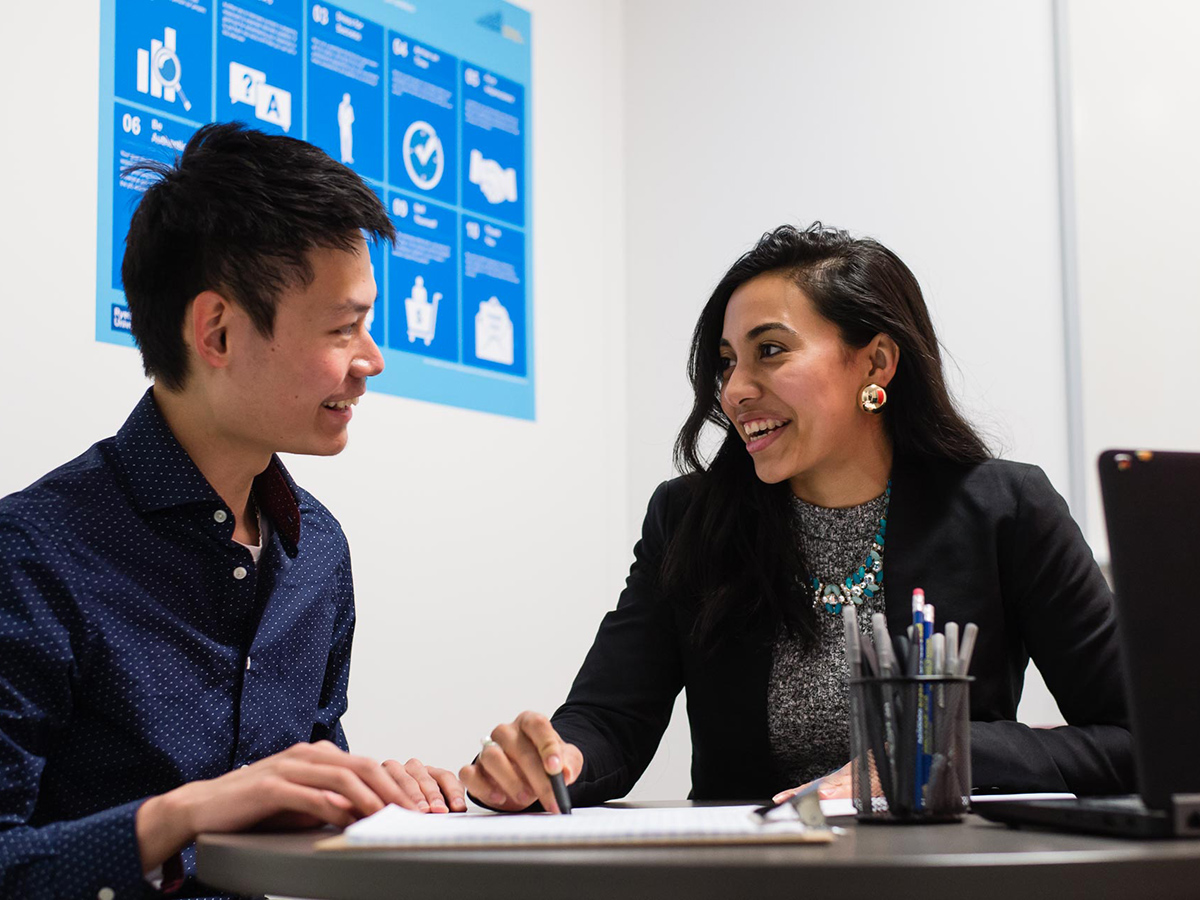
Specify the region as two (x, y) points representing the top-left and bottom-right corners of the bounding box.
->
(151, 44), (192, 112)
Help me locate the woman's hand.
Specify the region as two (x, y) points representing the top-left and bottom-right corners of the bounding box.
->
(459, 711), (583, 813)
(772, 761), (854, 804)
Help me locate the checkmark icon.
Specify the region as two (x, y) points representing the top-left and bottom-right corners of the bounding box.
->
(413, 133), (440, 166)
(402, 120), (445, 190)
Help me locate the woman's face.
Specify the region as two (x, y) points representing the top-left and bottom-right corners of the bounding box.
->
(718, 271), (886, 497)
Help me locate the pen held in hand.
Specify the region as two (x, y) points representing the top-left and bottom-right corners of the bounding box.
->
(549, 770), (572, 815)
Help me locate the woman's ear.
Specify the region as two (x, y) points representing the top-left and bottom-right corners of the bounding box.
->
(864, 334), (900, 387)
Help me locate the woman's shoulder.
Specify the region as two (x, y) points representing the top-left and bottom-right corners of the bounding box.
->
(641, 472), (703, 524)
(897, 455), (1063, 512)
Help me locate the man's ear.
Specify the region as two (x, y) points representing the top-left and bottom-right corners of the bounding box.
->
(188, 290), (235, 371)
(864, 334), (900, 387)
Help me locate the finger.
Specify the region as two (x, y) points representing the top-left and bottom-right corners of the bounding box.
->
(290, 742), (402, 807)
(404, 759), (449, 812)
(290, 739), (345, 761)
(341, 754), (421, 811)
(429, 766), (467, 811)
(457, 762), (493, 804)
(819, 781), (852, 799)
(324, 790), (353, 810)
(478, 739), (537, 809)
(380, 759), (432, 811)
(772, 786), (803, 803)
(459, 762), (518, 809)
(494, 722), (557, 812)
(276, 760), (386, 818)
(515, 711), (566, 775)
(562, 744), (584, 784)
(263, 778), (357, 828)
(458, 762), (513, 809)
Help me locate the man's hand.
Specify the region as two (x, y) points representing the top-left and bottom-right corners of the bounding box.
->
(135, 741), (465, 873)
(772, 761), (854, 804)
(458, 711), (583, 813)
(380, 757), (465, 815)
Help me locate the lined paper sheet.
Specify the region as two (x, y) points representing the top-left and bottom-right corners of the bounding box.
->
(318, 804), (834, 850)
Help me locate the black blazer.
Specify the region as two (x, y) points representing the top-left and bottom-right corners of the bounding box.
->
(552, 457), (1135, 805)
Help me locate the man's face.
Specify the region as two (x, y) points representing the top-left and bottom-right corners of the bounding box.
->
(219, 239), (384, 459)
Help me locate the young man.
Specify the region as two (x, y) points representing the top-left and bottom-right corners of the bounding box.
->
(0, 123), (463, 899)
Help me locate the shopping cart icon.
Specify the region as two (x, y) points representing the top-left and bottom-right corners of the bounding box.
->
(404, 276), (441, 346)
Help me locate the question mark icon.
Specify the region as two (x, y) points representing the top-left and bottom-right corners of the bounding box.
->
(242, 72), (254, 100)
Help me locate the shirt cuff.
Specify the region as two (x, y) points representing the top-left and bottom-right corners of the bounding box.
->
(56, 798), (151, 900)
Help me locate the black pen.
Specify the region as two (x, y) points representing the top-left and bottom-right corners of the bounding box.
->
(549, 770), (572, 815)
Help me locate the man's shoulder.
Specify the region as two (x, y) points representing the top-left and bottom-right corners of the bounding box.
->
(290, 481), (351, 559)
(0, 440), (120, 543)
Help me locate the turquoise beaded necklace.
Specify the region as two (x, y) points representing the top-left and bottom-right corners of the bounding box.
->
(809, 480), (891, 616)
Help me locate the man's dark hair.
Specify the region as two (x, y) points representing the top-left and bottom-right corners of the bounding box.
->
(120, 122), (396, 390)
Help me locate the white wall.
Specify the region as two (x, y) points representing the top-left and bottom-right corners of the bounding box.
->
(0, 0), (630, 782)
(4, 0), (1166, 807)
(621, 0), (1071, 798)
(1067, 0), (1200, 557)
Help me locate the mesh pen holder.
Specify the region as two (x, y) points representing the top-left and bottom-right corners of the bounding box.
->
(848, 676), (972, 823)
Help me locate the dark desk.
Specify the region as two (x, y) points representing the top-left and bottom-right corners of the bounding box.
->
(197, 806), (1200, 900)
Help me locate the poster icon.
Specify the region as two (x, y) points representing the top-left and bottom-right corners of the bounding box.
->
(475, 296), (514, 365)
(136, 27), (193, 112)
(228, 61), (292, 132)
(338, 93), (355, 163)
(402, 120), (444, 190)
(468, 149), (517, 205)
(405, 276), (441, 345)
(228, 61), (263, 105)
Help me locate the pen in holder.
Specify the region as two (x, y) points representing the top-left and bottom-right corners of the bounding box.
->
(842, 600), (977, 824)
(848, 675), (972, 823)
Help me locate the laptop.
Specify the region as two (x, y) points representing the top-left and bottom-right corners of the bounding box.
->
(975, 449), (1200, 838)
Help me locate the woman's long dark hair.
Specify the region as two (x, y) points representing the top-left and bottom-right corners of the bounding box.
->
(662, 224), (990, 652)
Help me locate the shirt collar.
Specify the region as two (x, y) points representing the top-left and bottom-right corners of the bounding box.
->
(113, 388), (304, 555)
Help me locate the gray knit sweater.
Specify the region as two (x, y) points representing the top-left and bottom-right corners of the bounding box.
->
(767, 489), (888, 787)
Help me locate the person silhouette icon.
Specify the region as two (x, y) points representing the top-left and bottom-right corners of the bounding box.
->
(338, 93), (355, 164)
(405, 275), (441, 346)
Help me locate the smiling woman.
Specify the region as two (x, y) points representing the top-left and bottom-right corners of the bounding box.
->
(462, 224), (1134, 814)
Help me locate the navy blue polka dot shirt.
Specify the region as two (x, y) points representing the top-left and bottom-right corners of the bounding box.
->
(0, 389), (356, 899)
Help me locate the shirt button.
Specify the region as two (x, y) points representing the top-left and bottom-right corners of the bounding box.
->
(233, 566), (248, 580)
(98, 889), (115, 900)
(214, 509), (228, 523)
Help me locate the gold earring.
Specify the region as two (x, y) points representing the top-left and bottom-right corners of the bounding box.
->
(860, 384), (887, 414)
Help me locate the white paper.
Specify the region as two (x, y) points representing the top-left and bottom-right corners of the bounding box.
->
(339, 804), (819, 848)
(818, 798), (859, 818)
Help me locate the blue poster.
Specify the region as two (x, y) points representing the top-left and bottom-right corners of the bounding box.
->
(217, 0), (303, 135)
(99, 0), (534, 419)
(388, 32), (458, 209)
(114, 0), (211, 125)
(111, 105), (198, 294)
(462, 218), (525, 376)
(386, 194), (458, 363)
(461, 66), (524, 227)
(306, 3), (384, 181)
(366, 185), (388, 349)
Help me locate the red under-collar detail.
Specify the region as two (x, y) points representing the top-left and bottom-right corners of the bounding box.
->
(254, 461), (301, 549)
